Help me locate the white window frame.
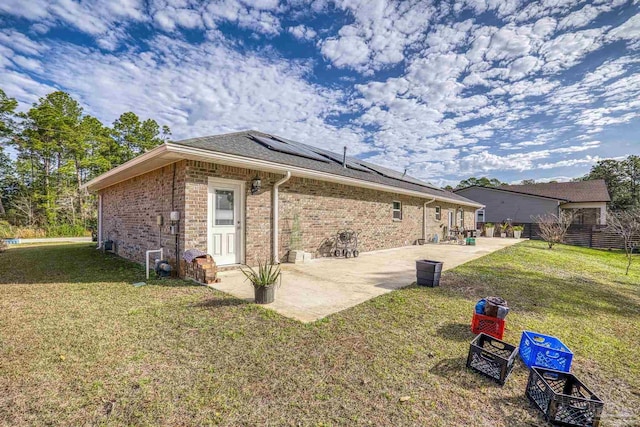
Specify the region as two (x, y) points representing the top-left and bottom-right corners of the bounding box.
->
(392, 200), (402, 221)
(435, 205), (441, 221)
(476, 209), (485, 224)
(459, 209), (465, 227)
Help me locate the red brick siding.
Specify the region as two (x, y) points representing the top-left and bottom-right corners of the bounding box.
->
(100, 161), (186, 264)
(101, 159), (477, 266)
(184, 161), (280, 264)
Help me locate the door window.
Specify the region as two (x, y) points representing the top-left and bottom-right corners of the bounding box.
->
(215, 190), (234, 225)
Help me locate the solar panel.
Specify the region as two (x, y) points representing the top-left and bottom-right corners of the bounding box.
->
(307, 147), (372, 172)
(356, 161), (441, 190)
(250, 135), (330, 163)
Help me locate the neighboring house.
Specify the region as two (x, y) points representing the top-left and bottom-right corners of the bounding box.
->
(83, 131), (482, 271)
(454, 180), (611, 228)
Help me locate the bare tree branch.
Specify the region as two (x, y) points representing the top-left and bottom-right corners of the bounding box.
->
(606, 208), (640, 275)
(534, 211), (574, 249)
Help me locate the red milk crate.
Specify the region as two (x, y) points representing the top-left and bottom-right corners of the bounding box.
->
(471, 312), (505, 339)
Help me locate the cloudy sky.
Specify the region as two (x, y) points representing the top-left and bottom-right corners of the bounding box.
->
(1, 0), (639, 187)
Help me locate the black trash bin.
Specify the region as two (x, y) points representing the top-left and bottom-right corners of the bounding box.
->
(416, 259), (443, 287)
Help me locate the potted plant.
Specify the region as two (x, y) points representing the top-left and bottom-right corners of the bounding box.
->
(500, 222), (510, 238)
(241, 261), (282, 304)
(512, 225), (524, 239)
(484, 223), (495, 238)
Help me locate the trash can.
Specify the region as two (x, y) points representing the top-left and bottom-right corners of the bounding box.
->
(416, 260), (443, 287)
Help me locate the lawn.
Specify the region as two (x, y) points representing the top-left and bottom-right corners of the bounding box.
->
(0, 241), (638, 426)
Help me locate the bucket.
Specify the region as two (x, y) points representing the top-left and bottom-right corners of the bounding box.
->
(416, 260), (443, 287)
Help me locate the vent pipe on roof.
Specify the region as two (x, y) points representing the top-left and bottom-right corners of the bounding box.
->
(403, 168), (407, 177)
(342, 146), (347, 168)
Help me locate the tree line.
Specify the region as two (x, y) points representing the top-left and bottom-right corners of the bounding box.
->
(0, 88), (170, 235)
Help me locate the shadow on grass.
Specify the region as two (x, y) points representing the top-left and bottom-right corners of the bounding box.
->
(496, 395), (548, 427)
(0, 244), (194, 287)
(443, 265), (640, 319)
(429, 357), (491, 389)
(436, 322), (475, 342)
(191, 297), (249, 308)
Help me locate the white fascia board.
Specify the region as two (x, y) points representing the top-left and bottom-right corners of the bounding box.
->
(83, 142), (483, 208)
(81, 144), (184, 191)
(560, 202), (607, 209)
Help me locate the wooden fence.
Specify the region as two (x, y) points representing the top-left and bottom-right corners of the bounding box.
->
(522, 223), (638, 250)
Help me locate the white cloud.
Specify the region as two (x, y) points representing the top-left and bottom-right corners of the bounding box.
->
(0, 33), (370, 155)
(537, 155), (601, 169)
(1, 0), (638, 186)
(321, 32), (371, 69)
(319, 0), (434, 72)
(607, 12), (640, 48)
(557, 5), (603, 30)
(540, 28), (608, 72)
(288, 25), (317, 40)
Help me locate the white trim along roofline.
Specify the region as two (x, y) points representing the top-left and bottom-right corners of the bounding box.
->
(82, 143), (484, 208)
(455, 185), (570, 202)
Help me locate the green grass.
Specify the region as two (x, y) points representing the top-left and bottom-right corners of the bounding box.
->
(0, 241), (638, 426)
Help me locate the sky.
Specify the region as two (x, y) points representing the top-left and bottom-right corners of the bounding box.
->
(1, 0), (639, 188)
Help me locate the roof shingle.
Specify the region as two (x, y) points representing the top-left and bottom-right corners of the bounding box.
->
(174, 130), (479, 205)
(492, 180), (611, 203)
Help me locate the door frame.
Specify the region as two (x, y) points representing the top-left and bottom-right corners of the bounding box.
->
(207, 177), (245, 265)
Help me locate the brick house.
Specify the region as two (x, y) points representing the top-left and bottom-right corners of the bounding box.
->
(83, 131), (482, 272)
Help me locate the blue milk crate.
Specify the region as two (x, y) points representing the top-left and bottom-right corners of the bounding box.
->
(519, 331), (573, 372)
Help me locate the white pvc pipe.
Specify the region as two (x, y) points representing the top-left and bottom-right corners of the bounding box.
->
(145, 248), (163, 280)
(423, 197), (436, 240)
(272, 171), (291, 264)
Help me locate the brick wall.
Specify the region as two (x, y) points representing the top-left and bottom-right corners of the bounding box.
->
(183, 161), (280, 264)
(277, 178), (475, 259)
(184, 161), (476, 262)
(100, 161), (186, 264)
(101, 159), (477, 266)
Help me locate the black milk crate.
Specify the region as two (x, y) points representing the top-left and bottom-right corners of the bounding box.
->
(466, 333), (518, 385)
(526, 367), (604, 427)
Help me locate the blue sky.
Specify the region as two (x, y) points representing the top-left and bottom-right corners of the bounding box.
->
(1, 0), (639, 187)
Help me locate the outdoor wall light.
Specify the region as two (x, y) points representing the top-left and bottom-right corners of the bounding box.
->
(251, 176), (262, 195)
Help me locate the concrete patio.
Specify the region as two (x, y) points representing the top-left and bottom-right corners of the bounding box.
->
(213, 237), (522, 322)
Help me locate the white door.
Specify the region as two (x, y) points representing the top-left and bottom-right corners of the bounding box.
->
(208, 179), (243, 265)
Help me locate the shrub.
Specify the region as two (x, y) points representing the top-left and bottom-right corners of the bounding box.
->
(534, 211), (574, 249)
(0, 221), (90, 238)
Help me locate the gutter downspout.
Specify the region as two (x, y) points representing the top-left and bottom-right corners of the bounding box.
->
(97, 194), (103, 249)
(423, 197), (437, 240)
(272, 171), (291, 264)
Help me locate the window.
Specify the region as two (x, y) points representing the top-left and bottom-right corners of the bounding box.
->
(476, 209), (485, 223)
(393, 201), (402, 220)
(214, 190), (234, 225)
(459, 210), (465, 227)
(435, 206), (441, 220)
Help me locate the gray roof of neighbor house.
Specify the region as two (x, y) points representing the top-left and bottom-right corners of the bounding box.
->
(455, 180), (611, 203)
(173, 130), (479, 205)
